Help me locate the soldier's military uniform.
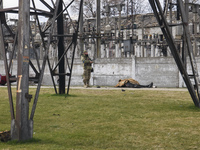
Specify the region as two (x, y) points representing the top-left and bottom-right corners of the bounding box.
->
(81, 51), (93, 87)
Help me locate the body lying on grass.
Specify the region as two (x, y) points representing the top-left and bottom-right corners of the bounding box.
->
(115, 78), (153, 88)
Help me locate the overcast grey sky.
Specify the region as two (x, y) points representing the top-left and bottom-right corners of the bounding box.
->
(3, 0), (54, 9)
(3, 0), (75, 21)
(3, 0), (74, 8)
(3, 1), (18, 8)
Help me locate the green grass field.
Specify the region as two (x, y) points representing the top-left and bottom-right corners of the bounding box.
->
(0, 87), (200, 150)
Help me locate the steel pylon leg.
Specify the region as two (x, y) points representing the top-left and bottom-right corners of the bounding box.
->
(0, 0), (81, 141)
(149, 0), (200, 107)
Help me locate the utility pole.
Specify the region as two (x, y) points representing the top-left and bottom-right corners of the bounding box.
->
(79, 0), (84, 54)
(0, 0), (2, 60)
(96, 0), (101, 58)
(118, 4), (122, 57)
(183, 0), (189, 68)
(169, 0), (172, 34)
(131, 0), (134, 55)
(12, 0), (33, 141)
(193, 4), (198, 56)
(57, 0), (65, 94)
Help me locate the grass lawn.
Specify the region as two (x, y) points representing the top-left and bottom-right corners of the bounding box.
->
(0, 87), (200, 149)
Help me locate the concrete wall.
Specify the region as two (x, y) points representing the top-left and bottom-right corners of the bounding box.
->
(68, 56), (180, 88)
(135, 57), (179, 87)
(1, 57), (198, 88)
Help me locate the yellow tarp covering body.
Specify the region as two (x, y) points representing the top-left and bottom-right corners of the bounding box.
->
(115, 78), (140, 87)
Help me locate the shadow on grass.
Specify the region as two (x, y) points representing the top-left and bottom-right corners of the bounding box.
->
(50, 94), (78, 98)
(169, 103), (200, 112)
(5, 138), (65, 148)
(185, 104), (200, 111)
(5, 138), (41, 145)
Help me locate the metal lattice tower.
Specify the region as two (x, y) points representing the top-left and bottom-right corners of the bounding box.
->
(0, 0), (83, 141)
(149, 0), (200, 107)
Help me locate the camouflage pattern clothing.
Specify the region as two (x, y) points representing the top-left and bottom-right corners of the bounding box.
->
(115, 78), (153, 88)
(0, 130), (11, 142)
(81, 53), (93, 87)
(115, 78), (140, 87)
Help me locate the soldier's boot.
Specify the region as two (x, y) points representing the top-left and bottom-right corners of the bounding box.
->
(83, 80), (87, 88)
(86, 80), (90, 88)
(148, 82), (153, 88)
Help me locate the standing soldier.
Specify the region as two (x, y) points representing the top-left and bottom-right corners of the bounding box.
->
(81, 50), (93, 87)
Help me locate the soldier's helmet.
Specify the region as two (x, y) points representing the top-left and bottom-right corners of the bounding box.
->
(83, 50), (88, 53)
